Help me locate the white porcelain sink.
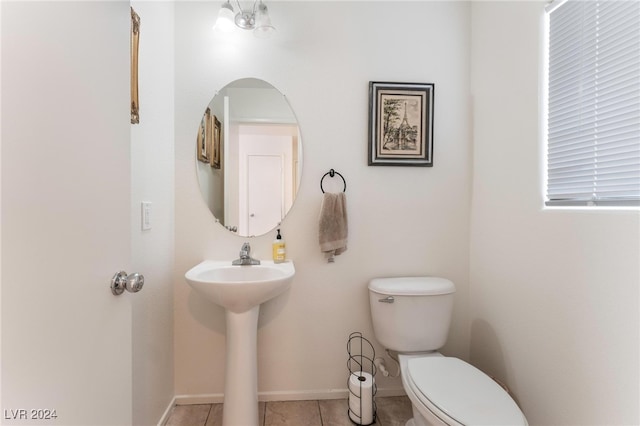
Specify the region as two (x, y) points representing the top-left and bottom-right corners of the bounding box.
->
(185, 260), (294, 313)
(185, 259), (295, 426)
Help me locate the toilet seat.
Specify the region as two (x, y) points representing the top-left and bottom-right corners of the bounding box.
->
(405, 357), (527, 426)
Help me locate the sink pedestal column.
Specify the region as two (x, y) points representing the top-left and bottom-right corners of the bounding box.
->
(222, 305), (260, 426)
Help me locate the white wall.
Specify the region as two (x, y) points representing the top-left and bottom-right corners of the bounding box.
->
(174, 1), (472, 399)
(196, 159), (225, 221)
(469, 2), (640, 425)
(227, 87), (297, 123)
(130, 2), (176, 425)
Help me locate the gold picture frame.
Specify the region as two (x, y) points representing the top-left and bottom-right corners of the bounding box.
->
(211, 115), (221, 169)
(197, 108), (212, 163)
(130, 7), (140, 124)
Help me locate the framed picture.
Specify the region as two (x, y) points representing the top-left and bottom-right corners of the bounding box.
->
(130, 7), (140, 124)
(211, 115), (221, 169)
(197, 108), (212, 163)
(368, 81), (434, 166)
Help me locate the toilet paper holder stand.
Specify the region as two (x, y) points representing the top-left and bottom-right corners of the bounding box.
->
(347, 332), (377, 425)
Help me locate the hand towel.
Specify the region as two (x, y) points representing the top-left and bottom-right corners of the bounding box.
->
(318, 192), (348, 262)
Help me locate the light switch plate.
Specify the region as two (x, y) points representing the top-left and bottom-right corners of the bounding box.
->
(141, 201), (152, 230)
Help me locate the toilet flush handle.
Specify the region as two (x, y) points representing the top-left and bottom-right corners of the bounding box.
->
(378, 296), (394, 303)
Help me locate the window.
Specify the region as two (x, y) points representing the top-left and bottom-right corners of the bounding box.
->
(546, 0), (640, 206)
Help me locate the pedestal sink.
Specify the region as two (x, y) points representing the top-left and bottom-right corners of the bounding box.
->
(185, 260), (295, 426)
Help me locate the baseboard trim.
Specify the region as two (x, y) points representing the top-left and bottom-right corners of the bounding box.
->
(173, 387), (406, 406)
(157, 395), (177, 426)
(175, 393), (225, 405)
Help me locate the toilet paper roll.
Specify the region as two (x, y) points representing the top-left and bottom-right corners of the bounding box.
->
(348, 371), (374, 425)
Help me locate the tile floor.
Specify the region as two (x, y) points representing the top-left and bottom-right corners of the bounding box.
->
(165, 396), (412, 426)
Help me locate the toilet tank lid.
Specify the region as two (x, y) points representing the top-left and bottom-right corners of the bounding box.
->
(368, 277), (455, 296)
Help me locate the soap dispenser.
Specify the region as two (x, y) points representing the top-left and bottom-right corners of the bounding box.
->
(272, 229), (286, 263)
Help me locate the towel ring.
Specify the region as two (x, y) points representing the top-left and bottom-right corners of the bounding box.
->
(320, 169), (346, 193)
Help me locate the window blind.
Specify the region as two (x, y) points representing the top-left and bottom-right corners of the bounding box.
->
(546, 0), (640, 206)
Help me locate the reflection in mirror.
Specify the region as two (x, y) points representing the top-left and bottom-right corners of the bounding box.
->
(196, 78), (302, 237)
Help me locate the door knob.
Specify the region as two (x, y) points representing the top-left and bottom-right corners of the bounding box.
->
(111, 271), (144, 295)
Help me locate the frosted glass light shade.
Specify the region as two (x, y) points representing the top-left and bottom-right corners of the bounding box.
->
(214, 2), (235, 32)
(254, 2), (275, 38)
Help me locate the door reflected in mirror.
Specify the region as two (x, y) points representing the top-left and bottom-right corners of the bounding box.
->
(195, 78), (302, 237)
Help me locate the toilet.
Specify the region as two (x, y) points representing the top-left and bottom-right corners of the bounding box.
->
(368, 277), (528, 426)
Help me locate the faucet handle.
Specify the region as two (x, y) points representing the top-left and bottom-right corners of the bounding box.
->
(232, 242), (260, 265)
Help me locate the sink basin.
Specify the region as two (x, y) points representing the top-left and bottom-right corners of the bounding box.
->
(186, 259), (295, 425)
(185, 260), (295, 313)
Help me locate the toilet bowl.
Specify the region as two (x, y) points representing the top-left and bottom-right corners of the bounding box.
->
(368, 277), (527, 426)
(399, 353), (527, 426)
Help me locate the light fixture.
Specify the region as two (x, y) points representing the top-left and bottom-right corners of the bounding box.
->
(214, 1), (236, 33)
(214, 0), (276, 37)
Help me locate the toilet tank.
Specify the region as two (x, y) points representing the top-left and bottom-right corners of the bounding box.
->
(368, 277), (455, 353)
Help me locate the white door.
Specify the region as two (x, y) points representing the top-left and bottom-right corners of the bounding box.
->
(237, 125), (293, 236)
(2, 3), (133, 425)
(247, 155), (283, 236)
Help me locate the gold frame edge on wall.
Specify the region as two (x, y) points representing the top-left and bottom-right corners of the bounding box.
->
(197, 108), (212, 163)
(130, 7), (140, 124)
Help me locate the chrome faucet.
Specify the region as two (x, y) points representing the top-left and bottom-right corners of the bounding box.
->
(232, 242), (261, 266)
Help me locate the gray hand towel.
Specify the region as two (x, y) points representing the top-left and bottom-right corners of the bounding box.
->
(318, 192), (348, 262)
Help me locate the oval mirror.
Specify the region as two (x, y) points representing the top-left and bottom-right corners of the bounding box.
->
(195, 78), (302, 237)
